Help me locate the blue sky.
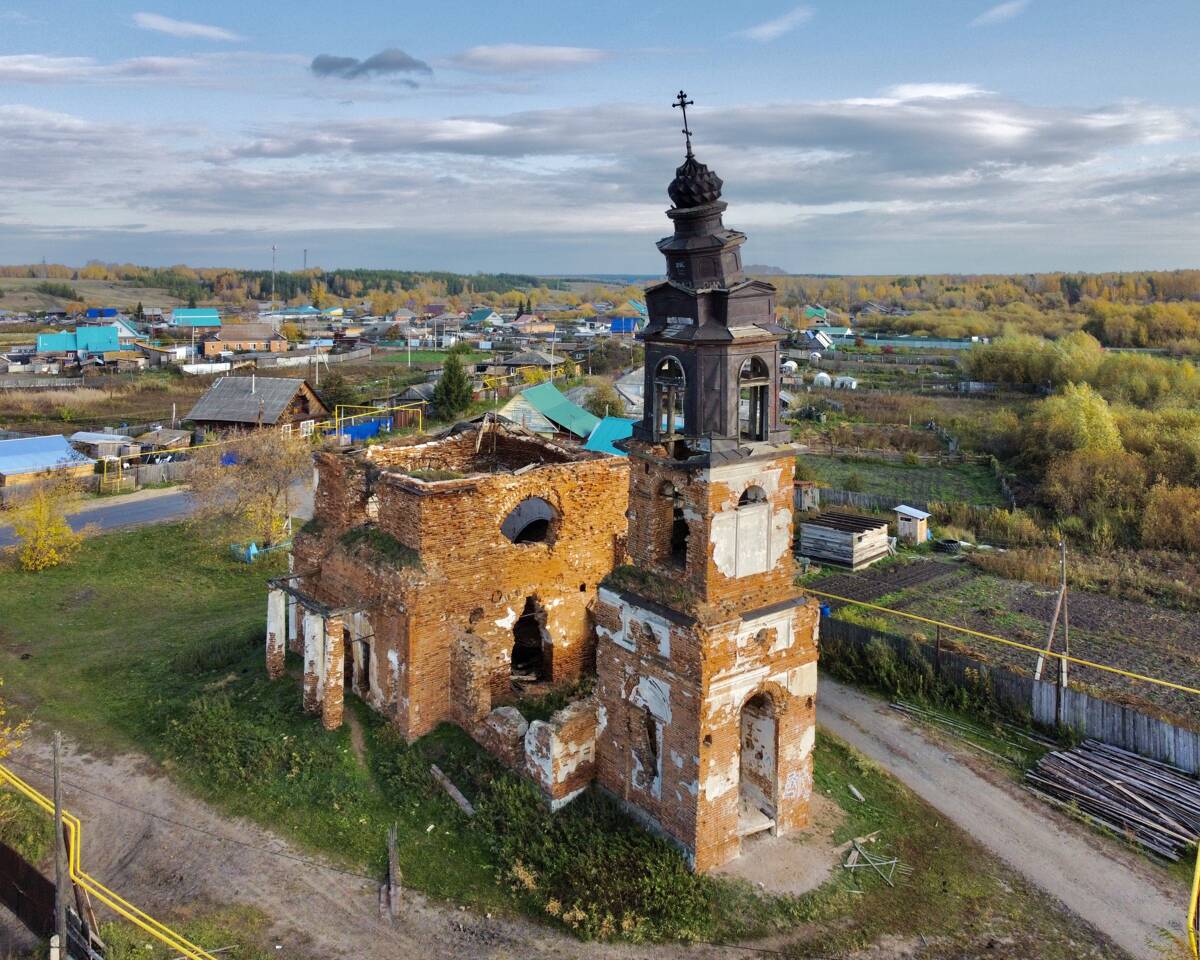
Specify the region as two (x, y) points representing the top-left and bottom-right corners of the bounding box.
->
(2, 0), (1199, 274)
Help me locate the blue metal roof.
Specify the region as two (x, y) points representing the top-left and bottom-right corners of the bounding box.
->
(0, 434), (94, 477)
(583, 416), (634, 455)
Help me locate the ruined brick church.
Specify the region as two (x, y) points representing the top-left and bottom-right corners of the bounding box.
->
(265, 96), (820, 871)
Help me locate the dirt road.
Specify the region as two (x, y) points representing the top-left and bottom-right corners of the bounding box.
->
(0, 738), (728, 960)
(818, 677), (1184, 960)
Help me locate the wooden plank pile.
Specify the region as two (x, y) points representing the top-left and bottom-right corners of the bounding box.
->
(1026, 740), (1200, 860)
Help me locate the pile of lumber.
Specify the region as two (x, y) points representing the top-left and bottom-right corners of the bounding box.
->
(1026, 740), (1200, 860)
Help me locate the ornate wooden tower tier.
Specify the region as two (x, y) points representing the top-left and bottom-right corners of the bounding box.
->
(595, 92), (820, 872)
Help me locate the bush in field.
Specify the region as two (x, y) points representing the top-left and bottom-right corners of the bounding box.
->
(843, 471), (865, 492)
(1140, 482), (1200, 553)
(928, 501), (1046, 546)
(1041, 448), (1146, 539)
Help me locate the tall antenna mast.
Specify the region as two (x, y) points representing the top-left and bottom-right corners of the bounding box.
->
(271, 244), (277, 311)
(303, 248), (308, 272)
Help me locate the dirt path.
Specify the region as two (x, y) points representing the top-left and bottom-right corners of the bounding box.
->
(818, 677), (1183, 960)
(0, 735), (747, 960)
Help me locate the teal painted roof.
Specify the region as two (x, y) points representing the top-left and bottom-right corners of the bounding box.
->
(171, 308), (221, 327)
(804, 305), (828, 319)
(36, 327), (120, 355)
(583, 416), (634, 455)
(468, 307), (497, 324)
(520, 381), (600, 438)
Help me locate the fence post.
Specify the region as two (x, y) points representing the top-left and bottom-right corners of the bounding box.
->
(934, 624), (942, 677)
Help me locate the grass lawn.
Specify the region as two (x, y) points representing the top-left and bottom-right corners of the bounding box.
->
(0, 525), (1120, 954)
(799, 453), (1007, 505)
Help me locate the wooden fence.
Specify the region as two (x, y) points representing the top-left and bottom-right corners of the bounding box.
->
(819, 615), (1200, 773)
(814, 488), (928, 514)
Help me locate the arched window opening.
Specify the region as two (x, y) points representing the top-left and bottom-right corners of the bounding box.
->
(661, 482), (689, 568)
(739, 485), (767, 507)
(501, 496), (558, 545)
(738, 357), (771, 442)
(654, 357), (686, 440)
(510, 596), (548, 683)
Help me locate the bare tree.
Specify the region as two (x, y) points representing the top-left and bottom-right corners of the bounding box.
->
(187, 430), (313, 546)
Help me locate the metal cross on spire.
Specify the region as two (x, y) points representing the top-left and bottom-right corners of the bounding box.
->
(673, 89), (695, 158)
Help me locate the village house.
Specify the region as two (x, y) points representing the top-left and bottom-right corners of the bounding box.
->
(35, 326), (119, 361)
(186, 376), (329, 433)
(201, 323), (288, 358)
(266, 117), (819, 873)
(68, 431), (139, 459)
(169, 307), (222, 332)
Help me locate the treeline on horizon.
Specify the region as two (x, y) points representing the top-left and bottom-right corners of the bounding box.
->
(0, 262), (568, 313)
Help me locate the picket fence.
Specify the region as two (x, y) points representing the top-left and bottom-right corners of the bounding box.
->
(819, 615), (1200, 773)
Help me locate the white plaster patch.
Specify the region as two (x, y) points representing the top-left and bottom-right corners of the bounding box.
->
(771, 660), (817, 699)
(494, 606), (519, 631)
(630, 675), (672, 722)
(596, 702), (608, 735)
(670, 749), (685, 769)
(524, 721), (554, 784)
(711, 509), (738, 577)
(703, 750), (739, 801)
(770, 506), (792, 569)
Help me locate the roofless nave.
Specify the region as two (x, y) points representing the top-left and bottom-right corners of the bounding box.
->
(263, 93), (820, 870)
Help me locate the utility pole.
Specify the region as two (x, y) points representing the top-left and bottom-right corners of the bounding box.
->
(303, 248), (308, 272)
(1034, 540), (1069, 686)
(53, 731), (67, 959)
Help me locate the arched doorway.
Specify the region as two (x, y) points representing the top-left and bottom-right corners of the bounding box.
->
(510, 596), (548, 683)
(738, 693), (777, 837)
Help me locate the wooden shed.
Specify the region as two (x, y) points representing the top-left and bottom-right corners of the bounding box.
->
(799, 511), (890, 570)
(894, 504), (931, 545)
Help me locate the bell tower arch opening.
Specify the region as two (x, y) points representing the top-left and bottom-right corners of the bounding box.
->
(738, 357), (771, 442)
(653, 356), (686, 441)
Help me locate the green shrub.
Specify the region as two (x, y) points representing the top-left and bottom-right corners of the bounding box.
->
(340, 526), (422, 568)
(172, 626), (260, 674)
(843, 471), (866, 492)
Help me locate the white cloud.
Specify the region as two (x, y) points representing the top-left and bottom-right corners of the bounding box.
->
(132, 12), (243, 42)
(447, 44), (610, 73)
(5, 88), (1200, 273)
(885, 83), (989, 101)
(970, 0), (1030, 27)
(736, 6), (814, 42)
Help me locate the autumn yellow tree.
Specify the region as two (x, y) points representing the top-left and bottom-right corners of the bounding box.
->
(6, 473), (87, 571)
(187, 430), (313, 547)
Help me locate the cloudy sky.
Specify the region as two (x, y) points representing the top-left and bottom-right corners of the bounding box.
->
(2, 0), (1199, 274)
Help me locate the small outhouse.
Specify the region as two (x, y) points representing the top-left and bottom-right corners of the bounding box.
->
(894, 504), (931, 544)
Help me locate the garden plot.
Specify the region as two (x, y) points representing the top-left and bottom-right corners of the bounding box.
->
(860, 571), (1200, 727)
(798, 454), (1007, 506)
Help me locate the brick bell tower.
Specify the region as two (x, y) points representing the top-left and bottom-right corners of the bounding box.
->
(594, 92), (820, 872)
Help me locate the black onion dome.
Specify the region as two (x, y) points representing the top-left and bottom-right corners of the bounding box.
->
(667, 155), (723, 208)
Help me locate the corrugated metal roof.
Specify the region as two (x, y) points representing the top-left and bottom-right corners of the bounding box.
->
(894, 505), (931, 520)
(520, 382), (600, 438)
(0, 434), (94, 476)
(583, 416), (634, 455)
(69, 431), (133, 444)
(185, 376), (320, 425)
